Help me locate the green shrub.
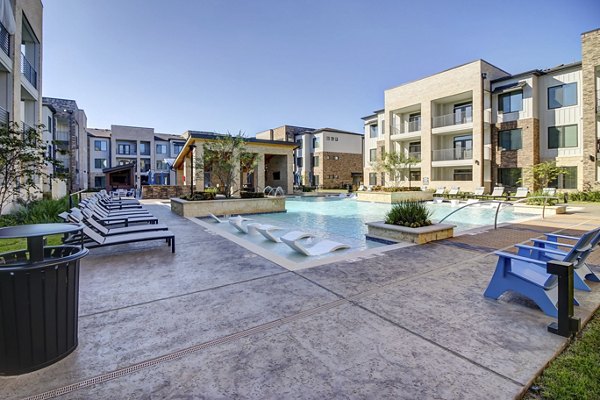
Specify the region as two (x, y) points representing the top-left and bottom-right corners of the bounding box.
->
(301, 186), (314, 192)
(568, 191), (600, 202)
(385, 201), (432, 228)
(13, 197), (70, 225)
(181, 191), (216, 201)
(526, 190), (559, 206)
(0, 214), (19, 227)
(383, 186), (422, 192)
(240, 191), (265, 199)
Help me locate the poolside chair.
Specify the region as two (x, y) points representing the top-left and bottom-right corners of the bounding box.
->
(516, 228), (600, 291)
(82, 201), (153, 216)
(446, 187), (460, 199)
(76, 207), (159, 226)
(468, 187), (485, 199)
(484, 251), (567, 317)
(68, 212), (169, 236)
(542, 188), (557, 197)
(482, 186), (506, 200)
(280, 235), (350, 256)
(507, 187), (529, 201)
(433, 187), (446, 197)
(81, 226), (175, 253)
(255, 228), (311, 243)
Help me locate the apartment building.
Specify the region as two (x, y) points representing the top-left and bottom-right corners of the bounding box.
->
(363, 28), (600, 192)
(256, 125), (364, 189)
(87, 125), (185, 190)
(0, 0), (43, 211)
(42, 97), (88, 193)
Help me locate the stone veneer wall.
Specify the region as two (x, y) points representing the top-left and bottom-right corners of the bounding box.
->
(581, 29), (600, 189)
(142, 185), (186, 199)
(491, 118), (540, 189)
(314, 151), (363, 189)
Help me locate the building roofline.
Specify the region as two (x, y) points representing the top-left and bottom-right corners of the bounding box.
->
(491, 61), (582, 83)
(581, 27), (600, 36)
(309, 128), (363, 136)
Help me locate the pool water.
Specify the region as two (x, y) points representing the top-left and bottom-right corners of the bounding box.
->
(206, 197), (539, 264)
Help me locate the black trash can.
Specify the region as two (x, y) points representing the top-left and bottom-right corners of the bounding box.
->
(0, 245), (88, 375)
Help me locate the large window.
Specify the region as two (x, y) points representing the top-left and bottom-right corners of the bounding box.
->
(173, 142), (185, 155)
(139, 142), (151, 155)
(369, 124), (378, 138)
(410, 170), (421, 182)
(499, 90), (523, 113)
(156, 160), (167, 170)
(94, 176), (105, 188)
(498, 168), (522, 188)
(117, 143), (131, 155)
(369, 148), (377, 162)
(94, 158), (107, 169)
(94, 140), (107, 151)
(453, 135), (473, 159)
(548, 125), (578, 149)
(297, 157), (303, 167)
(313, 156), (319, 167)
(453, 168), (472, 181)
(312, 175), (319, 186)
(548, 83), (577, 109)
(369, 172), (377, 186)
(408, 113), (421, 132)
(409, 142), (421, 157)
(549, 166), (577, 189)
(453, 102), (472, 124)
(140, 158), (151, 172)
(312, 137), (320, 149)
(499, 129), (522, 150)
(296, 139), (302, 148)
(156, 144), (167, 154)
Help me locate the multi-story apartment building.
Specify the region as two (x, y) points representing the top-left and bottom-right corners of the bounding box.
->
(256, 125), (364, 189)
(363, 28), (600, 192)
(42, 97), (88, 193)
(0, 0), (43, 211)
(86, 125), (185, 190)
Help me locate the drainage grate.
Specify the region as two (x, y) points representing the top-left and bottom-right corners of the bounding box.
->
(23, 299), (347, 400)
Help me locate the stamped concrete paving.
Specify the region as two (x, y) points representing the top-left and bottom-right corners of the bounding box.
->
(1, 203), (599, 399)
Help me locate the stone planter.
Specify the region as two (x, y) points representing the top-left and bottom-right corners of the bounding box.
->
(366, 221), (455, 244)
(171, 196), (286, 218)
(357, 191), (433, 203)
(512, 203), (567, 216)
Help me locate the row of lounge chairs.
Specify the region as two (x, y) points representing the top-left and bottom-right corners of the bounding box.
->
(212, 214), (350, 256)
(432, 186), (557, 202)
(484, 227), (600, 317)
(60, 190), (175, 253)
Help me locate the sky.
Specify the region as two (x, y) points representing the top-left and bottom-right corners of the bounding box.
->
(42, 0), (600, 136)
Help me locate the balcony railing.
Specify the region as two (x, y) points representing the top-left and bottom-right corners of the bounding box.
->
(408, 119), (421, 132)
(408, 151), (421, 161)
(21, 52), (37, 89)
(0, 22), (9, 57)
(0, 105), (8, 126)
(432, 148), (473, 162)
(432, 112), (473, 128)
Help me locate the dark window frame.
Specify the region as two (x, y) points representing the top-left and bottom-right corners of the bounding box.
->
(548, 83), (577, 109)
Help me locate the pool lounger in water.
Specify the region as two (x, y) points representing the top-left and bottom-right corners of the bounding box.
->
(256, 228), (312, 243)
(280, 234), (350, 256)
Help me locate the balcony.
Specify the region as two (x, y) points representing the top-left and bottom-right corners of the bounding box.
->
(432, 112), (472, 129)
(21, 52), (37, 89)
(408, 151), (421, 161)
(408, 120), (421, 132)
(432, 148), (472, 162)
(0, 22), (9, 57)
(390, 124), (421, 141)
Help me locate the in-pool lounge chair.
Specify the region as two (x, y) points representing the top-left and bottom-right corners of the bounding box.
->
(81, 226), (175, 253)
(516, 228), (600, 291)
(228, 216), (275, 234)
(507, 187), (529, 201)
(280, 234), (350, 256)
(255, 228), (311, 243)
(483, 251), (568, 317)
(208, 213), (225, 223)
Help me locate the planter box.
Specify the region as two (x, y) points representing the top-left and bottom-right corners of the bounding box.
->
(513, 203), (567, 215)
(366, 221), (455, 244)
(171, 196), (285, 218)
(142, 185), (186, 199)
(357, 191), (433, 203)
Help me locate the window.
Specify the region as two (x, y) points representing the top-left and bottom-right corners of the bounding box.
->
(454, 102), (472, 124)
(94, 158), (107, 169)
(312, 137), (320, 149)
(94, 140), (107, 151)
(140, 158), (151, 172)
(453, 168), (473, 181)
(312, 175), (320, 186)
(139, 142), (151, 155)
(273, 171), (281, 180)
(369, 173), (377, 186)
(499, 129), (522, 150)
(410, 170), (421, 182)
(118, 144), (131, 155)
(297, 157), (303, 167)
(369, 148), (377, 162)
(156, 160), (166, 170)
(548, 125), (578, 149)
(296, 139), (302, 148)
(118, 159), (134, 166)
(173, 142), (185, 155)
(335, 137), (338, 141)
(313, 156), (319, 167)
(548, 83), (577, 109)
(156, 144), (167, 154)
(94, 176), (105, 188)
(499, 90), (523, 113)
(409, 141), (421, 158)
(326, 136), (331, 141)
(453, 135), (473, 159)
(408, 113), (421, 132)
(498, 168), (522, 188)
(549, 166), (577, 189)
(370, 124), (378, 138)
(334, 156), (339, 160)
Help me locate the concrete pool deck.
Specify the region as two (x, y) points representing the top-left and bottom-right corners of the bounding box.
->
(1, 203), (599, 399)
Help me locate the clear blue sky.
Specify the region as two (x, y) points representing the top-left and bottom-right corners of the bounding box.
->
(43, 0), (600, 135)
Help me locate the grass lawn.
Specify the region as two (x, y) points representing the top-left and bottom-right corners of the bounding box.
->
(527, 308), (600, 400)
(0, 235), (64, 254)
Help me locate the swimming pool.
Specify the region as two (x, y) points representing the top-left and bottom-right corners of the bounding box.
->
(203, 196), (539, 266)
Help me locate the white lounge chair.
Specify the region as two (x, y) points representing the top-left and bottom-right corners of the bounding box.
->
(508, 187), (529, 200)
(280, 235), (350, 256)
(542, 187), (557, 197)
(256, 228), (312, 243)
(228, 216), (254, 233)
(433, 187), (445, 197)
(208, 213), (225, 223)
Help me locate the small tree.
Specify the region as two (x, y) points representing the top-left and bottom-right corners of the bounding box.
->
(527, 161), (567, 190)
(194, 132), (260, 198)
(0, 123), (63, 214)
(372, 151), (420, 188)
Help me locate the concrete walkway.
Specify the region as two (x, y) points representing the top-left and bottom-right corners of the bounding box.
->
(1, 203), (599, 399)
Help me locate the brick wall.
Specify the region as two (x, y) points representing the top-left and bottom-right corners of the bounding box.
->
(491, 118), (540, 189)
(316, 151), (363, 189)
(581, 29), (600, 189)
(142, 185), (186, 199)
